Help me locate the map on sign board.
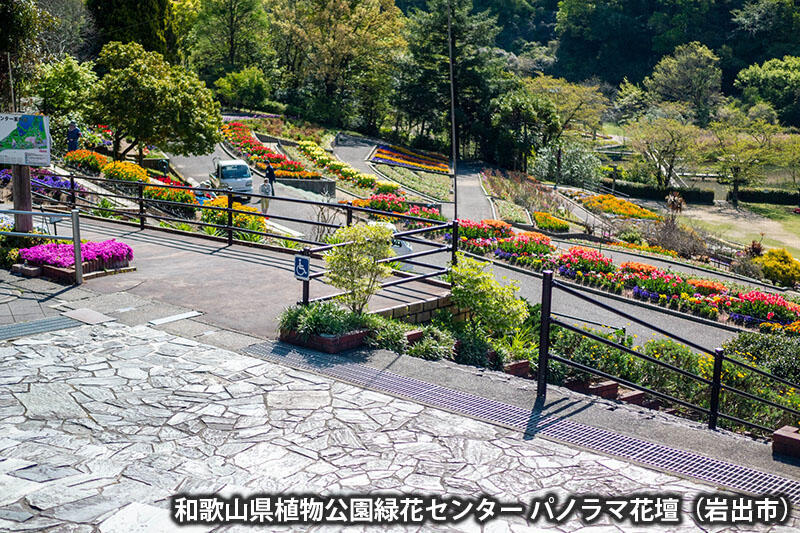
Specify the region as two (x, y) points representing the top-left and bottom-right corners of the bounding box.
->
(0, 114), (51, 167)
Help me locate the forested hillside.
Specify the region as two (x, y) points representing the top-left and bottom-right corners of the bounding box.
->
(397, 0), (800, 88)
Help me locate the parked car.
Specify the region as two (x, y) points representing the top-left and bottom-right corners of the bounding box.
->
(210, 158), (253, 196)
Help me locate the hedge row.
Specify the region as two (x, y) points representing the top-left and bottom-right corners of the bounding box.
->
(728, 188), (800, 205)
(600, 178), (715, 204)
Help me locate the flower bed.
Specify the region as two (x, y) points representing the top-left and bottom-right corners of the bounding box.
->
(370, 145), (450, 173)
(200, 196), (267, 234)
(19, 239), (133, 270)
(102, 161), (149, 183)
(451, 218), (800, 329)
(352, 193), (409, 213)
(64, 150), (108, 173)
(456, 219), (513, 240)
(533, 211), (569, 232)
(605, 241), (679, 258)
(144, 185), (198, 218)
(579, 194), (660, 220)
(31, 170), (84, 201)
(403, 206), (447, 229)
(221, 122), (315, 177)
(373, 164), (451, 201)
(494, 198), (528, 224)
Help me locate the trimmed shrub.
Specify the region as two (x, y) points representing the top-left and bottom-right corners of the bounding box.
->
(729, 188), (800, 205)
(601, 178), (715, 204)
(754, 248), (800, 287)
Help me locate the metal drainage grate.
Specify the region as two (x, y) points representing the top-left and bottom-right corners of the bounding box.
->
(245, 341), (800, 503)
(0, 316), (82, 341)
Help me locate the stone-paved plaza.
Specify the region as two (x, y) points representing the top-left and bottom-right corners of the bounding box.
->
(0, 322), (797, 532)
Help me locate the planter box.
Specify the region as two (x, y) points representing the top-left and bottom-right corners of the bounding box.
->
(618, 389), (646, 406)
(39, 257), (131, 283)
(279, 329), (369, 354)
(12, 264), (41, 277)
(504, 360), (530, 377)
(773, 426), (800, 457)
(588, 380), (619, 399)
(565, 379), (590, 394)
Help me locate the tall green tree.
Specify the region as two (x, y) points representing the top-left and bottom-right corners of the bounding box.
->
(643, 42), (722, 126)
(700, 115), (780, 205)
(90, 41), (221, 161)
(191, 0), (268, 82)
(269, 0), (406, 128)
(627, 115), (700, 189)
(87, 0), (178, 61)
(490, 86), (558, 171)
(736, 56), (800, 126)
(0, 0), (46, 111)
(36, 0), (98, 59)
(395, 0), (512, 160)
(35, 55), (97, 117)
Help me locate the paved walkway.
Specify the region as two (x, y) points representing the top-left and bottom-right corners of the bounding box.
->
(1, 320), (797, 532)
(59, 219), (448, 338)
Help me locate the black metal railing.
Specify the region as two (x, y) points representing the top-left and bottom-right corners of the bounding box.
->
(297, 220), (457, 306)
(30, 171), (455, 306)
(536, 270), (800, 434)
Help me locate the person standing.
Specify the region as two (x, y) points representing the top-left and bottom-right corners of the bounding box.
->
(260, 163), (276, 213)
(266, 162), (276, 196)
(66, 121), (81, 152)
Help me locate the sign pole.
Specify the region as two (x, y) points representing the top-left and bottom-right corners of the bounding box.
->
(11, 164), (31, 232)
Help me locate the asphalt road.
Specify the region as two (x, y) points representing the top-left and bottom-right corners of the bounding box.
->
(169, 147), (741, 351)
(169, 147), (343, 237)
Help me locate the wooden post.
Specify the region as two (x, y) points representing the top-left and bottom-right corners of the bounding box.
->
(12, 165), (32, 232)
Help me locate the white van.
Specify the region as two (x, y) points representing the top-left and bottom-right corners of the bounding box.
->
(210, 158), (253, 196)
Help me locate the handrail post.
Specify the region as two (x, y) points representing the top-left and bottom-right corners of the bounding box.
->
(708, 347), (724, 430)
(346, 206), (353, 226)
(537, 270), (554, 402)
(71, 209), (82, 285)
(226, 190), (234, 246)
(301, 247), (311, 306)
(451, 219), (459, 266)
(69, 175), (76, 208)
(137, 182), (145, 229)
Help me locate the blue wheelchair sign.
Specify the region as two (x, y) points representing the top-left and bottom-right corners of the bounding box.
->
(294, 255), (310, 281)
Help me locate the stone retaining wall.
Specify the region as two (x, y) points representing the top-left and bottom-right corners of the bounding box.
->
(372, 293), (468, 324)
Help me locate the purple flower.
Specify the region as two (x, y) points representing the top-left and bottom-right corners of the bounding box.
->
(20, 240), (133, 268)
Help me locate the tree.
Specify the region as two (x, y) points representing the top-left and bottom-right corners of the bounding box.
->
(701, 117), (779, 205)
(490, 86), (558, 171)
(525, 75), (609, 141)
(0, 0), (45, 112)
(90, 41), (222, 162)
(269, 0), (406, 127)
(774, 134), (800, 194)
(736, 56), (800, 126)
(36, 0), (97, 59)
(191, 0), (268, 82)
(214, 66), (270, 110)
(324, 223), (394, 314)
(87, 0), (178, 61)
(530, 141), (601, 188)
(627, 116), (700, 189)
(643, 42), (722, 126)
(614, 78), (651, 124)
(394, 0), (511, 159)
(35, 55), (96, 117)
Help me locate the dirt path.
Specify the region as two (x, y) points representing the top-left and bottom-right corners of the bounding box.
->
(678, 203), (800, 257)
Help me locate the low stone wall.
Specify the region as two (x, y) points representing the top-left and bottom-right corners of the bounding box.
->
(276, 176), (336, 197)
(254, 132), (299, 147)
(372, 293), (468, 324)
